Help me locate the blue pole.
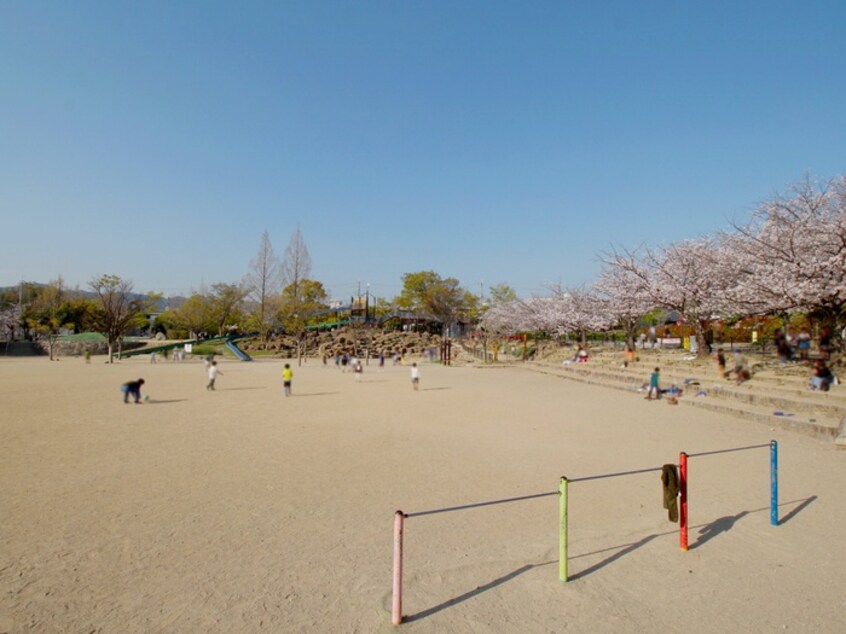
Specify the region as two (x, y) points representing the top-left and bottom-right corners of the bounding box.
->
(770, 440), (779, 526)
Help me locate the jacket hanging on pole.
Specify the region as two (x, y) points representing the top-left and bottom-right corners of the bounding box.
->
(661, 464), (680, 523)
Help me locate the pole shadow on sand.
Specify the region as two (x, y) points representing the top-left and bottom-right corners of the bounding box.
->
(404, 561), (556, 623)
(400, 494), (816, 621)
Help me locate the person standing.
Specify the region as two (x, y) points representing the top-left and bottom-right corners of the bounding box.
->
(797, 329), (812, 361)
(774, 329), (791, 364)
(410, 362), (420, 391)
(646, 367), (660, 400)
(207, 361), (221, 391)
(122, 378), (145, 404)
(283, 363), (293, 397)
(354, 360), (363, 382)
(819, 327), (832, 361)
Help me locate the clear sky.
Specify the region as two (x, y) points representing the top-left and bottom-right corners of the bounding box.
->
(2, 1), (845, 301)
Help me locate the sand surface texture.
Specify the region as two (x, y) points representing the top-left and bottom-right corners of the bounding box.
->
(2, 356), (845, 633)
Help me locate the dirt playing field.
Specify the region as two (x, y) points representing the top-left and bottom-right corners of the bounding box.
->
(1, 355), (845, 633)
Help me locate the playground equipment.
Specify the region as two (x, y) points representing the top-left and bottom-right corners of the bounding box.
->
(390, 441), (779, 626)
(225, 338), (252, 361)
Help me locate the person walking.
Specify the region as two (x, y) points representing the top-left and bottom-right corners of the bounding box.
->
(410, 362), (420, 391)
(283, 363), (293, 397)
(207, 361), (221, 391)
(645, 367), (660, 400)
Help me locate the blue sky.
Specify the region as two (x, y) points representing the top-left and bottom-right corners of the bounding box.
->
(2, 1), (845, 301)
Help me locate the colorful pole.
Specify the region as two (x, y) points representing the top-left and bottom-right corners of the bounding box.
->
(392, 511), (404, 625)
(679, 452), (688, 551)
(770, 440), (779, 526)
(559, 477), (569, 582)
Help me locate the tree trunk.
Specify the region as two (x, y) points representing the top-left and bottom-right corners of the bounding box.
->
(625, 317), (636, 351)
(692, 320), (709, 359)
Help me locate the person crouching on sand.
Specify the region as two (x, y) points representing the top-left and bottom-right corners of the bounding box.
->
(122, 378), (145, 404)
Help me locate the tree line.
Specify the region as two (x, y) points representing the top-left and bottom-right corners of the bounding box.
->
(1, 226), (516, 360)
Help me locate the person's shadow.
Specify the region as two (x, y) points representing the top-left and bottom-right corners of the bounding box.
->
(692, 511), (748, 549)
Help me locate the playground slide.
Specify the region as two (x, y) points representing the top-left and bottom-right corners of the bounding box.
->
(225, 339), (252, 361)
(120, 336), (229, 358)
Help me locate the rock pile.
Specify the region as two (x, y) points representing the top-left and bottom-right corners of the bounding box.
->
(243, 327), (448, 360)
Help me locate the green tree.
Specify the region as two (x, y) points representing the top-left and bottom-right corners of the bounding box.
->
(153, 309), (188, 340)
(27, 277), (72, 360)
(174, 292), (215, 340)
(278, 278), (328, 333)
(396, 271), (469, 333)
(488, 283), (518, 305)
(209, 283), (246, 336)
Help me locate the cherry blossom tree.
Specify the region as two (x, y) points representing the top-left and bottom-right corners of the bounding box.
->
(546, 285), (613, 344)
(603, 238), (725, 357)
(729, 175), (846, 338)
(595, 256), (653, 349)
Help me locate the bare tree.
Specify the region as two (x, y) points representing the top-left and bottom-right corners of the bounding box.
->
(89, 274), (145, 363)
(282, 225), (312, 303)
(243, 231), (282, 347)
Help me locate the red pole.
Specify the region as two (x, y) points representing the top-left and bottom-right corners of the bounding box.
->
(392, 511), (404, 625)
(679, 452), (688, 551)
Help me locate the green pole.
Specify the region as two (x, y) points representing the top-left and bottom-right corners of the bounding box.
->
(559, 476), (569, 583)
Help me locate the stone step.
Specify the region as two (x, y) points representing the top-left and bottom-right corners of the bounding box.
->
(551, 363), (846, 415)
(678, 397), (840, 440)
(543, 358), (846, 407)
(523, 361), (844, 441)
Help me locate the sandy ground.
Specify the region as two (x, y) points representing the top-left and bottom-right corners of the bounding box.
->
(1, 354), (845, 633)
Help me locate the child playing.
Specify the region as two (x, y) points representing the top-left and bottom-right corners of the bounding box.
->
(716, 348), (727, 378)
(121, 378), (145, 403)
(207, 361), (221, 391)
(283, 363), (293, 397)
(410, 363), (420, 391)
(646, 367), (660, 400)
